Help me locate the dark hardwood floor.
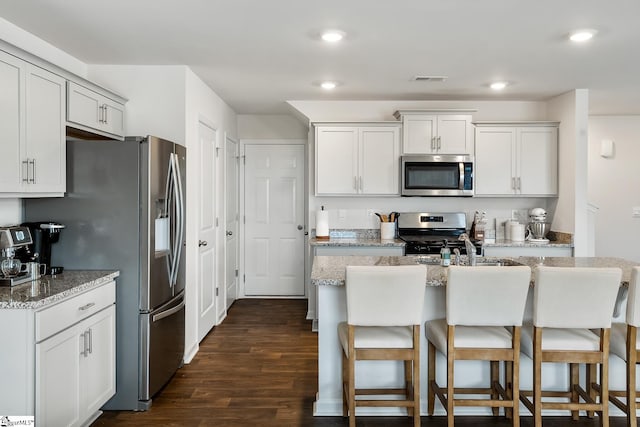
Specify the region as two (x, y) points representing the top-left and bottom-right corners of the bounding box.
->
(92, 299), (625, 426)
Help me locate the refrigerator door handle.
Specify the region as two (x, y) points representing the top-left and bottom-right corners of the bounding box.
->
(152, 298), (185, 322)
(171, 152), (185, 288)
(164, 155), (176, 287)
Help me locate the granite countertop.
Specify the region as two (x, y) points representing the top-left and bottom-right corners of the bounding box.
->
(309, 237), (405, 247)
(311, 256), (639, 287)
(0, 270), (120, 309)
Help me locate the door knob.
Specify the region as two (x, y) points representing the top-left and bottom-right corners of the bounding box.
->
(226, 231), (233, 236)
(198, 240), (208, 247)
(297, 225), (303, 230)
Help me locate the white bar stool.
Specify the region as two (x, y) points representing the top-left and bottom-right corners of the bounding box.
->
(338, 264), (427, 427)
(425, 265), (532, 427)
(608, 266), (640, 427)
(519, 266), (622, 427)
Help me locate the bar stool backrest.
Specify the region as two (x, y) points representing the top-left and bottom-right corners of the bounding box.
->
(446, 265), (531, 327)
(626, 267), (640, 327)
(345, 265), (427, 327)
(533, 266), (622, 329)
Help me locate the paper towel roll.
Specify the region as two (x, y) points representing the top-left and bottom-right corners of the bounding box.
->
(316, 210), (329, 240)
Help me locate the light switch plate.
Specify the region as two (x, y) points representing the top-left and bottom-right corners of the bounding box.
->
(633, 207), (640, 218)
(338, 209), (346, 219)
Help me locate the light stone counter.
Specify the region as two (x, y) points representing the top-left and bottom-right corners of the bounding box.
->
(311, 256), (639, 287)
(482, 239), (573, 248)
(0, 270), (119, 309)
(309, 237), (405, 248)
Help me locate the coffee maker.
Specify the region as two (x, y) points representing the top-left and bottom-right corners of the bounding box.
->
(20, 222), (65, 275)
(0, 226), (35, 286)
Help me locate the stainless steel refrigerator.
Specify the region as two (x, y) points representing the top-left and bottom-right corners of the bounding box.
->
(24, 135), (186, 410)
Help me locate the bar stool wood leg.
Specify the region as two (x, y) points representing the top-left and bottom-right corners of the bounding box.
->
(601, 329), (610, 427)
(571, 363), (580, 420)
(512, 327), (521, 427)
(627, 326), (638, 427)
(505, 360), (514, 420)
(587, 363), (597, 419)
(447, 326), (455, 427)
(428, 341), (436, 416)
(348, 325), (356, 427)
(491, 361), (500, 416)
(342, 351), (348, 417)
(413, 326), (421, 427)
(533, 327), (543, 427)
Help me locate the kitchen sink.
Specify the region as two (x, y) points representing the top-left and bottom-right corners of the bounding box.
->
(414, 256), (523, 267)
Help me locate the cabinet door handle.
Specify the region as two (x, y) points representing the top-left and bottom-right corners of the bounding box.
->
(511, 177), (516, 190)
(79, 302), (95, 311)
(103, 104), (108, 124)
(88, 328), (93, 354)
(359, 176), (363, 191)
(98, 105), (103, 123)
(30, 159), (36, 184)
(22, 160), (29, 183)
(438, 136), (442, 150)
(517, 177), (521, 190)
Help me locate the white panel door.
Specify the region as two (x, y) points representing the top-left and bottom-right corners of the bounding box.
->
(518, 126), (558, 195)
(474, 127), (516, 195)
(0, 51), (24, 192)
(197, 122), (218, 342)
(244, 144), (305, 296)
(315, 127), (358, 194)
(359, 127), (400, 195)
(402, 115), (436, 154)
(225, 136), (239, 309)
(437, 115), (472, 154)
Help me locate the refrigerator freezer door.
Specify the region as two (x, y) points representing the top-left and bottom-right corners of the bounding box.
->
(139, 291), (185, 401)
(140, 136), (178, 312)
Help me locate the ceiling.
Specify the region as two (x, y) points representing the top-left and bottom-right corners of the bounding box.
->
(1, 0), (639, 115)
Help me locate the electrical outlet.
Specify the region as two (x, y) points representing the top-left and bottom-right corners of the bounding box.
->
(511, 210), (519, 220)
(367, 209), (375, 217)
(633, 207), (640, 218)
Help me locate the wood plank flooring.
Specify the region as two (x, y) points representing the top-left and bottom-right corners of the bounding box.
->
(92, 299), (626, 427)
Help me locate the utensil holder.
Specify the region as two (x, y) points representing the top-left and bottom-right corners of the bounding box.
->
(380, 222), (396, 240)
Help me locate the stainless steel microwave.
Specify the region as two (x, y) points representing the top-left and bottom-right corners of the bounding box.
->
(401, 154), (473, 197)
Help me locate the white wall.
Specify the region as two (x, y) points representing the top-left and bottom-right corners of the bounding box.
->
(546, 90), (589, 255)
(0, 199), (22, 226)
(288, 100), (548, 122)
(87, 65), (187, 144)
(238, 114), (307, 139)
(588, 116), (640, 262)
(0, 17), (87, 77)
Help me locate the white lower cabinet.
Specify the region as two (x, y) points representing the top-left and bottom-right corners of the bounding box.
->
(0, 280), (116, 427)
(36, 305), (115, 427)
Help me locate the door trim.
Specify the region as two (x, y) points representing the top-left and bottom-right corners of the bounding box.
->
(238, 139), (308, 299)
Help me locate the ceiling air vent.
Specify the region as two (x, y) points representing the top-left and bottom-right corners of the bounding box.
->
(411, 75), (448, 82)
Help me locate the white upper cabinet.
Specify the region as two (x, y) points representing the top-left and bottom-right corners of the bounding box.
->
(0, 50), (66, 196)
(394, 110), (474, 155)
(315, 124), (400, 196)
(474, 122), (559, 196)
(67, 81), (125, 140)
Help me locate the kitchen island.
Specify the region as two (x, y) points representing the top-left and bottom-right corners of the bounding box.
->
(311, 256), (639, 417)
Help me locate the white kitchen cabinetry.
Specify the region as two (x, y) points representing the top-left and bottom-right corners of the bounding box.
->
(394, 110), (474, 155)
(315, 124), (400, 196)
(67, 81), (125, 140)
(0, 50), (66, 196)
(0, 280), (116, 427)
(474, 122), (559, 196)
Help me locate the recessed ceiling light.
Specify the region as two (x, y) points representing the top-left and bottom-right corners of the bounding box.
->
(569, 29), (597, 42)
(321, 81), (337, 90)
(490, 81), (508, 90)
(321, 30), (345, 43)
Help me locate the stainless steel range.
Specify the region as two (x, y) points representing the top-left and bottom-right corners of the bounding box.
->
(398, 212), (481, 255)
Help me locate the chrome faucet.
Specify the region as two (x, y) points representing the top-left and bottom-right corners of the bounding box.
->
(452, 248), (461, 266)
(458, 233), (477, 266)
